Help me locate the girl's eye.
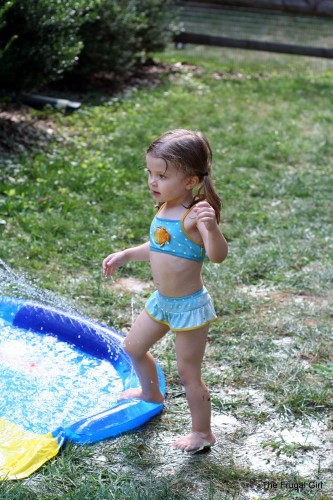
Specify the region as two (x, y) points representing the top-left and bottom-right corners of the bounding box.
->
(145, 169), (166, 179)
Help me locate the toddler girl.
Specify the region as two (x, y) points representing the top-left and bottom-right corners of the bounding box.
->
(103, 129), (228, 452)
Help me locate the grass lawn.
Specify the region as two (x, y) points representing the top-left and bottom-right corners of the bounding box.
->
(1, 45), (333, 498)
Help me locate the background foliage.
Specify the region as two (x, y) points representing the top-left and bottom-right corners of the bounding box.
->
(0, 0), (97, 91)
(0, 0), (174, 92)
(71, 0), (175, 81)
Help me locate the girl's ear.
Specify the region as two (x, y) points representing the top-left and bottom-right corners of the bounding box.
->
(185, 175), (200, 190)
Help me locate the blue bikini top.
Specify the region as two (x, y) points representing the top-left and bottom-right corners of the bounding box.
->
(150, 205), (205, 262)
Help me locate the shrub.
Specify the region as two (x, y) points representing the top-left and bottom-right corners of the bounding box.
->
(70, 0), (175, 80)
(0, 1), (15, 58)
(0, 0), (175, 93)
(0, 0), (98, 92)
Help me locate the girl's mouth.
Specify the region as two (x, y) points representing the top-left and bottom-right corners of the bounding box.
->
(152, 190), (160, 197)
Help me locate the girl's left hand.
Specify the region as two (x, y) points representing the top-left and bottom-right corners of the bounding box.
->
(194, 201), (218, 231)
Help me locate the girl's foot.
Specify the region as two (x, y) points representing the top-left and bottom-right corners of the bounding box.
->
(118, 388), (164, 404)
(171, 431), (216, 453)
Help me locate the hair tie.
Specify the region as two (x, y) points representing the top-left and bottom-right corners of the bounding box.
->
(203, 172), (209, 177)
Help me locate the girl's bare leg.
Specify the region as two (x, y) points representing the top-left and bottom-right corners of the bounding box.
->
(172, 325), (216, 452)
(119, 309), (169, 403)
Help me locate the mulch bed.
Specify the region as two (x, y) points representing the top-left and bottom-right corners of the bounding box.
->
(0, 59), (199, 156)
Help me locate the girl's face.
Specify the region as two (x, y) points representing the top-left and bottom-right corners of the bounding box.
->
(146, 154), (196, 205)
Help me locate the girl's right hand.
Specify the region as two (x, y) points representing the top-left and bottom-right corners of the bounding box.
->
(102, 250), (129, 277)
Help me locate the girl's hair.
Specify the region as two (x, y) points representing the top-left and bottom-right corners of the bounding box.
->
(147, 129), (221, 223)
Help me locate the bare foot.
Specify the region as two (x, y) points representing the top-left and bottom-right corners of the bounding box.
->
(171, 431), (216, 453)
(118, 388), (164, 404)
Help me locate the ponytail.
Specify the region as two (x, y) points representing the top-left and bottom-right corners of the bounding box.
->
(196, 176), (222, 224)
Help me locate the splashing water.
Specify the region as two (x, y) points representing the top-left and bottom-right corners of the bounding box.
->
(0, 258), (132, 433)
(0, 259), (138, 372)
(0, 258), (78, 313)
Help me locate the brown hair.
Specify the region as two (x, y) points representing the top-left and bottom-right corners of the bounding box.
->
(147, 129), (221, 223)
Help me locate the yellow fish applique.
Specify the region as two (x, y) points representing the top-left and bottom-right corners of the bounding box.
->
(154, 226), (170, 246)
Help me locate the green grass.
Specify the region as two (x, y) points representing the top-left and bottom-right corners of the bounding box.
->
(1, 46), (333, 498)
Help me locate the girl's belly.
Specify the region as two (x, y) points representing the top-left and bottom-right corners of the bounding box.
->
(150, 251), (203, 297)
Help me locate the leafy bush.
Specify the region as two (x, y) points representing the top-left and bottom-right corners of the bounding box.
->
(0, 0), (98, 92)
(69, 0), (175, 80)
(0, 0), (175, 93)
(0, 1), (15, 58)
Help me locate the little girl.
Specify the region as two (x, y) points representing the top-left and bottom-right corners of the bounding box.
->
(103, 129), (228, 452)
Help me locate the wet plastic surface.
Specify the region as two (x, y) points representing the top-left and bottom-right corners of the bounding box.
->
(0, 297), (165, 479)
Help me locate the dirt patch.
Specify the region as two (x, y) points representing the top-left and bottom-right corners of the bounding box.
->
(237, 284), (330, 310)
(268, 291), (329, 308)
(89, 59), (181, 94)
(212, 69), (267, 81)
(0, 105), (57, 155)
(232, 414), (333, 481)
(113, 277), (151, 294)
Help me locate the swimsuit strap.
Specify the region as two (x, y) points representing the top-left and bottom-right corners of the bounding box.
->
(181, 205), (203, 247)
(156, 203), (166, 216)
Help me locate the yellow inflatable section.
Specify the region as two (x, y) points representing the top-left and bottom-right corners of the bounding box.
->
(0, 418), (62, 480)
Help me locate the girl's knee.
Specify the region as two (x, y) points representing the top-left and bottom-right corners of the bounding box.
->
(123, 338), (136, 357)
(123, 338), (146, 360)
(177, 364), (200, 388)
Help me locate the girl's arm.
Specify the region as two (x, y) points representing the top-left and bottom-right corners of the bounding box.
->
(194, 202), (228, 263)
(103, 241), (150, 277)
